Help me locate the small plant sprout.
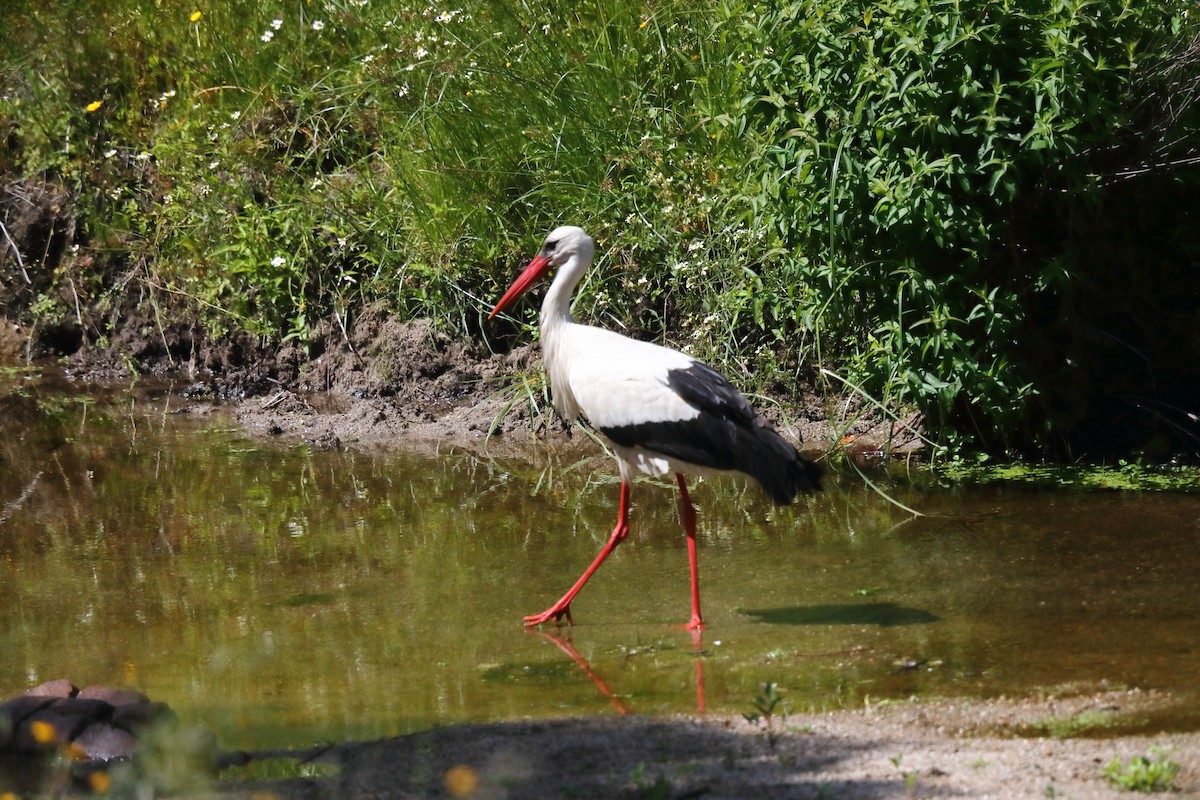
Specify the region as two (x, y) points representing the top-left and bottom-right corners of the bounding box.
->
(1101, 749), (1181, 793)
(889, 755), (919, 796)
(744, 682), (789, 750)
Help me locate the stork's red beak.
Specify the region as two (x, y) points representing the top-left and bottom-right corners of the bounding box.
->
(489, 255), (553, 320)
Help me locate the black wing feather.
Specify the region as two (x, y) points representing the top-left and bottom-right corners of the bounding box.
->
(600, 361), (822, 504)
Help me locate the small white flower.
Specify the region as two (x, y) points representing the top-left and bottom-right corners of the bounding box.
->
(271, 256), (287, 268)
(397, 85), (410, 97)
(135, 151), (151, 161)
(261, 30), (274, 42)
(362, 54), (374, 63)
(208, 160), (219, 169)
(311, 20), (324, 30)
(270, 18), (283, 29)
(435, 11), (452, 23)
(230, 110), (241, 120)
(414, 45), (428, 58)
(103, 148), (117, 158)
(542, 23), (550, 34)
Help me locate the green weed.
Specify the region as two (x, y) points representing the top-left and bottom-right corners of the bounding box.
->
(744, 681), (789, 750)
(1028, 709), (1118, 739)
(1101, 749), (1181, 793)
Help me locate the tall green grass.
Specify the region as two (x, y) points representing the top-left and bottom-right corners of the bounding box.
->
(2, 0), (1199, 456)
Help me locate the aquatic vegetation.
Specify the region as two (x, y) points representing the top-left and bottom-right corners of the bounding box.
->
(933, 458), (1200, 492)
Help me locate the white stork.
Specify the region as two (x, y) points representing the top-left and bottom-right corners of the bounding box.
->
(490, 226), (822, 630)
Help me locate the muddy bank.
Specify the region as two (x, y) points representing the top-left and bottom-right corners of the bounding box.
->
(33, 305), (918, 459)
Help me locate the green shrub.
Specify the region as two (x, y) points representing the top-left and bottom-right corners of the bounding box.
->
(701, 0), (1200, 453)
(2, 0), (1198, 456)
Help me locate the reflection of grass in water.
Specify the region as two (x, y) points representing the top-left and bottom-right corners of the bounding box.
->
(479, 661), (576, 683)
(273, 592), (339, 607)
(934, 460), (1200, 492)
(740, 603), (939, 628)
(221, 757), (340, 781)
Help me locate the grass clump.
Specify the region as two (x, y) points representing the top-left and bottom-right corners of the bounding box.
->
(1028, 709), (1119, 739)
(1101, 749), (1181, 793)
(2, 0), (1200, 459)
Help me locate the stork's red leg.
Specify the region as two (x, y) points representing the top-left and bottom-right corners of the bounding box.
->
(524, 481), (631, 627)
(675, 474), (703, 630)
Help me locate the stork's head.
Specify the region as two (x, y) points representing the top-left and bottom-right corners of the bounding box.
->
(489, 226), (594, 320)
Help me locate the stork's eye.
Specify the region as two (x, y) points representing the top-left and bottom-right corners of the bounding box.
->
(543, 240), (559, 253)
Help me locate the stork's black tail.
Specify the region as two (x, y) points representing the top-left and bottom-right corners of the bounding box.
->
(737, 424), (823, 505)
(601, 361), (823, 505)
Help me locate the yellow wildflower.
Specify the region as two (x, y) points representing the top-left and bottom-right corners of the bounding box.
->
(86, 100), (103, 113)
(89, 771), (112, 793)
(190, 10), (202, 22)
(443, 765), (479, 797)
(31, 720), (57, 744)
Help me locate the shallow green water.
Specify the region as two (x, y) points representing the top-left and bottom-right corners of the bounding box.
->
(1, 367), (1197, 750)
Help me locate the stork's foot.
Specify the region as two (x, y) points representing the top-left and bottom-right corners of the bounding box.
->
(684, 614), (704, 632)
(524, 604), (573, 627)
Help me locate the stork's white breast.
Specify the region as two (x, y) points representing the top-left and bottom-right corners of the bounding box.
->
(548, 323), (701, 429)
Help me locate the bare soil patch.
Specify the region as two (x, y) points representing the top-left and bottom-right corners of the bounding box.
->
(47, 304), (910, 457)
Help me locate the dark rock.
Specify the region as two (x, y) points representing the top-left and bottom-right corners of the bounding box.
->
(14, 698), (114, 754)
(78, 686), (149, 707)
(73, 723), (139, 761)
(0, 679), (200, 794)
(0, 695), (57, 745)
(15, 711), (86, 754)
(111, 701), (176, 733)
(25, 680), (77, 699)
(46, 698), (115, 722)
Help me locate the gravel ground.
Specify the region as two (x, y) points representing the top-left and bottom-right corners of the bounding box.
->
(203, 691), (1196, 799)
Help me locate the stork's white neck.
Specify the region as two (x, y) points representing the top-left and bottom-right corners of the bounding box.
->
(537, 242), (593, 423)
(538, 244), (592, 340)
